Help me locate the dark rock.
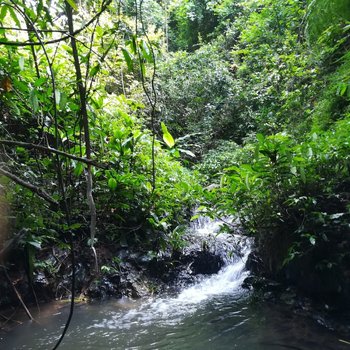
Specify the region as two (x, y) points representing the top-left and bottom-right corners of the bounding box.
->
(246, 251), (264, 274)
(189, 251), (224, 275)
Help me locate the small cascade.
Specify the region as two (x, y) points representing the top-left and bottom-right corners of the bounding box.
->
(91, 217), (251, 329)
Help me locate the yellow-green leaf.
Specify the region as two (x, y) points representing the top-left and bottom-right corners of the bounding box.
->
(163, 131), (175, 148)
(108, 177), (117, 190)
(161, 122), (175, 148)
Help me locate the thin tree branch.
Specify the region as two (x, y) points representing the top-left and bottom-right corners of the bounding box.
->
(0, 26), (67, 33)
(0, 167), (59, 207)
(0, 139), (107, 168)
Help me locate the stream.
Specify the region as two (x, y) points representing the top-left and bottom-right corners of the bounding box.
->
(1, 219), (349, 350)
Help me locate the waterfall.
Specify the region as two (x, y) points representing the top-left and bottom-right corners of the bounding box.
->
(91, 218), (251, 329)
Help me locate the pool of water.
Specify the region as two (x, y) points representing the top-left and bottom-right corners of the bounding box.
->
(1, 292), (349, 350)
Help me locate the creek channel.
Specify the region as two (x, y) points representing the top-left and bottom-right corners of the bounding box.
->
(0, 218), (348, 349)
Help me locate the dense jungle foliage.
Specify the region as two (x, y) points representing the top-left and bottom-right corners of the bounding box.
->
(0, 0), (350, 307)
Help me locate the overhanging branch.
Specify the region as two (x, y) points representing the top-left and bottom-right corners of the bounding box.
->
(0, 140), (107, 168)
(0, 167), (59, 207)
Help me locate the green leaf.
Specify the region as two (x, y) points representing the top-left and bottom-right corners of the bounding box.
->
(8, 7), (20, 28)
(161, 121), (168, 134)
(163, 131), (175, 148)
(256, 133), (265, 143)
(108, 177), (117, 190)
(161, 122), (175, 148)
(140, 39), (153, 63)
(29, 89), (39, 112)
(309, 237), (316, 245)
(337, 83), (347, 96)
(0, 5), (8, 22)
(190, 214), (200, 221)
(74, 162), (84, 176)
(34, 77), (47, 87)
(122, 48), (133, 71)
(89, 63), (101, 77)
(37, 0), (43, 15)
(59, 92), (68, 110)
(145, 181), (153, 193)
(66, 0), (78, 11)
(130, 35), (137, 54)
(70, 223), (82, 230)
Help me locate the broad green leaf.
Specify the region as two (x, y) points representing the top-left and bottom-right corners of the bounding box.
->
(108, 177), (117, 190)
(190, 214), (200, 221)
(245, 173), (250, 190)
(89, 63), (101, 77)
(8, 7), (20, 28)
(0, 5), (8, 22)
(37, 0), (43, 14)
(140, 39), (153, 63)
(70, 223), (82, 230)
(337, 83), (347, 96)
(161, 121), (168, 134)
(29, 89), (39, 112)
(145, 181), (153, 193)
(34, 77), (47, 87)
(130, 35), (137, 54)
(256, 133), (265, 143)
(161, 122), (175, 148)
(163, 131), (175, 148)
(74, 162), (84, 176)
(59, 92), (68, 110)
(122, 48), (133, 71)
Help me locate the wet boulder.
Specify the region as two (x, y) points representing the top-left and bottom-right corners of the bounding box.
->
(185, 250), (224, 275)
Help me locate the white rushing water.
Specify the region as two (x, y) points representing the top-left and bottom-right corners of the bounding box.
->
(91, 218), (251, 329)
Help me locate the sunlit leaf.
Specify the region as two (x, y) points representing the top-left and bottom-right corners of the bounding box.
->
(34, 77), (47, 87)
(122, 48), (133, 71)
(161, 122), (175, 148)
(108, 177), (117, 190)
(0, 5), (8, 22)
(8, 7), (20, 27)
